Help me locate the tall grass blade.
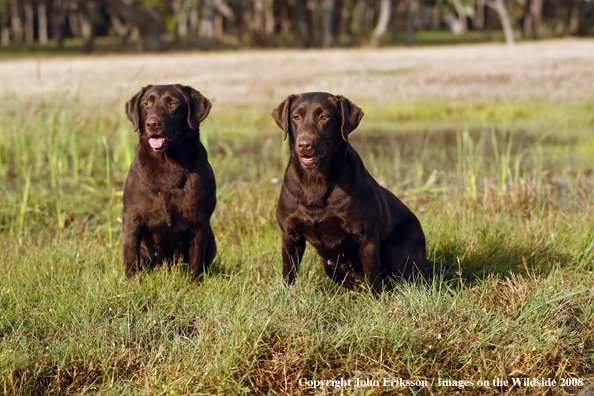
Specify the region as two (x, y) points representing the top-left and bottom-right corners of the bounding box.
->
(18, 173), (31, 235)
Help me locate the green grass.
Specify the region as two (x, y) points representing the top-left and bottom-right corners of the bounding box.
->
(1, 92), (594, 395)
(388, 30), (508, 46)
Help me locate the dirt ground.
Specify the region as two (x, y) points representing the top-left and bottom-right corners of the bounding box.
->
(1, 39), (594, 109)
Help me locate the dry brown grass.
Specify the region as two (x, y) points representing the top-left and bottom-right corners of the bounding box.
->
(1, 39), (593, 111)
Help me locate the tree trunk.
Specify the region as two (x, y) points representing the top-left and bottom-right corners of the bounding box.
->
(78, 2), (94, 52)
(486, 0), (515, 45)
(94, 0), (163, 51)
(363, 0), (376, 27)
(476, 0), (485, 30)
(577, 0), (593, 35)
(201, 0), (216, 46)
(451, 0), (468, 33)
(130, 25), (139, 40)
(322, 0), (337, 47)
(265, 0), (274, 35)
(553, 0), (568, 35)
(65, 3), (94, 52)
(431, 0), (443, 29)
(68, 11), (82, 38)
(552, 0), (579, 36)
(111, 14), (128, 38)
(392, 0), (408, 43)
(172, 0), (189, 40)
(519, 0), (534, 38)
(38, 2), (49, 44)
(279, 0), (291, 36)
(189, 3), (199, 35)
(369, 0), (391, 46)
(530, 0), (543, 34)
(1, 12), (9, 45)
(51, 3), (67, 47)
(406, 0), (419, 45)
(10, 0), (23, 44)
(295, 0), (313, 47)
(215, 14), (223, 38)
(338, 0), (353, 42)
(568, 0), (581, 34)
(251, 0), (264, 42)
(213, 0), (236, 23)
(24, 1), (34, 44)
(250, 0), (273, 44)
(178, 11), (188, 40)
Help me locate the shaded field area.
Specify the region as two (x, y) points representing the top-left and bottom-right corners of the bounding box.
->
(1, 41), (594, 394)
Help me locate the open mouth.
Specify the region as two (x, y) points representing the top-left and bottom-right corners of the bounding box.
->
(148, 130), (179, 151)
(300, 145), (328, 168)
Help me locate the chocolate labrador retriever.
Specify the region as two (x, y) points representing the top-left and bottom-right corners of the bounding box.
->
(272, 92), (426, 292)
(122, 84), (216, 279)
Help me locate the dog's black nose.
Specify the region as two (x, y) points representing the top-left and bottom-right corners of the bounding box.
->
(146, 117), (162, 131)
(297, 139), (314, 155)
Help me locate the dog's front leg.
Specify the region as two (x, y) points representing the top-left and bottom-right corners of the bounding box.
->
(122, 217), (143, 278)
(188, 226), (212, 280)
(281, 234), (306, 285)
(359, 237), (383, 293)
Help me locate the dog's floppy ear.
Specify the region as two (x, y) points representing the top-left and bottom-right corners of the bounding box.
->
(271, 94), (296, 141)
(182, 85), (212, 130)
(125, 85), (151, 132)
(336, 95), (364, 142)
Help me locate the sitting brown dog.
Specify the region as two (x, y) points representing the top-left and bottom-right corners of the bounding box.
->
(122, 84), (216, 279)
(272, 92), (426, 292)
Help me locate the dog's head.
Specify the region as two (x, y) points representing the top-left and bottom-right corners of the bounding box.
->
(125, 84), (212, 152)
(271, 92), (364, 169)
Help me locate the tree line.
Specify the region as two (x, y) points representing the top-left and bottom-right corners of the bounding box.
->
(1, 0), (593, 52)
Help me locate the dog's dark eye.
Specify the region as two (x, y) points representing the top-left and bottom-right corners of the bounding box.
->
(168, 101), (178, 107)
(320, 115), (329, 121)
(144, 100), (152, 107)
(293, 114), (301, 121)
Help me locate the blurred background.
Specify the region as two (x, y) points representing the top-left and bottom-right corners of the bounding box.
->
(1, 0), (593, 53)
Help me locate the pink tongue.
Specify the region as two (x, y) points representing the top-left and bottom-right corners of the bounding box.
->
(149, 137), (164, 149)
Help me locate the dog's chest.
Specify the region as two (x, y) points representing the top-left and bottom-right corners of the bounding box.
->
(145, 189), (200, 230)
(292, 211), (357, 256)
(139, 190), (202, 256)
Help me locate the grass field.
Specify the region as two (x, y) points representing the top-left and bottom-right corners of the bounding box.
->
(1, 39), (594, 395)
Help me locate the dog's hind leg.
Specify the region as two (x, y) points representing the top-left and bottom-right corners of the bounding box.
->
(381, 231), (426, 282)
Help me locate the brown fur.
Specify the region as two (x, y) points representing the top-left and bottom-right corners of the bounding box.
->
(122, 84), (216, 279)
